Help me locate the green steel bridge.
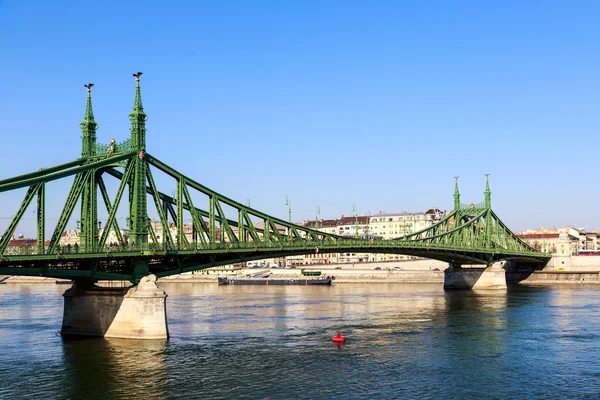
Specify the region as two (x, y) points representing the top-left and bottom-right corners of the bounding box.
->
(0, 74), (550, 283)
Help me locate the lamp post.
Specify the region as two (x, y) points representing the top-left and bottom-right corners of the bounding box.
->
(315, 205), (320, 231)
(285, 195), (292, 223)
(353, 202), (358, 238)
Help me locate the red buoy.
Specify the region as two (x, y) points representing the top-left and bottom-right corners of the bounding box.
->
(332, 332), (346, 343)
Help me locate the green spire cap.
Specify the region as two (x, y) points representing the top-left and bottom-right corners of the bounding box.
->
(129, 72), (148, 151)
(453, 176), (460, 211)
(80, 83), (98, 158)
(131, 72), (145, 113)
(484, 174), (491, 208)
(82, 83), (96, 123)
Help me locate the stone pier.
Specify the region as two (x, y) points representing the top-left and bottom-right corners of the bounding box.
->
(443, 263), (507, 290)
(61, 274), (169, 339)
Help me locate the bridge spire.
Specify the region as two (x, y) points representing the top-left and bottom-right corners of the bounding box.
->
(453, 176), (460, 211)
(484, 174), (491, 209)
(129, 72), (147, 151)
(79, 83), (99, 251)
(128, 72), (149, 251)
(80, 83), (97, 158)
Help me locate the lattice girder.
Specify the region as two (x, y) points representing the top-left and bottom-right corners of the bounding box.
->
(0, 77), (551, 282)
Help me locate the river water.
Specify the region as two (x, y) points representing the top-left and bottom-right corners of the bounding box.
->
(1, 282), (600, 399)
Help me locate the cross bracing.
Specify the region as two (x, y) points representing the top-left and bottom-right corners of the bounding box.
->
(0, 75), (550, 282)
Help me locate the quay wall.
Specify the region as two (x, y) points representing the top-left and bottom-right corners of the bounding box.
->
(546, 255), (600, 271)
(507, 271), (600, 285)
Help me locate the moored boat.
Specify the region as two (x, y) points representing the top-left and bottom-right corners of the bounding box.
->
(218, 276), (334, 286)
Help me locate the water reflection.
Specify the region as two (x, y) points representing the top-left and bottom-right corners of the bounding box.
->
(3, 282), (600, 399)
(162, 283), (452, 349)
(441, 290), (509, 357)
(62, 338), (168, 400)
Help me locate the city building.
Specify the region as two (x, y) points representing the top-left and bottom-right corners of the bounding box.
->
(517, 226), (600, 255)
(58, 228), (129, 248)
(2, 236), (48, 255)
(337, 215), (370, 237)
(290, 208), (445, 265)
(369, 208), (445, 240)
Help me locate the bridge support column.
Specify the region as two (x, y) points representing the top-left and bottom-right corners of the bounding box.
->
(444, 263), (507, 290)
(61, 274), (168, 339)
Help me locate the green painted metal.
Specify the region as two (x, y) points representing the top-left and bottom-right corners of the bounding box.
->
(80, 168), (98, 252)
(97, 176), (125, 245)
(182, 184), (208, 246)
(0, 152), (133, 193)
(353, 202), (358, 238)
(96, 138), (132, 156)
(453, 176), (460, 211)
(209, 195), (216, 243)
(48, 171), (88, 253)
(81, 84), (97, 158)
(98, 160), (133, 249)
(285, 195), (292, 223)
(0, 184), (40, 254)
(146, 167), (174, 249)
(484, 174), (491, 209)
(128, 73), (149, 250)
(36, 183), (45, 254)
(0, 75), (551, 282)
(176, 176), (184, 247)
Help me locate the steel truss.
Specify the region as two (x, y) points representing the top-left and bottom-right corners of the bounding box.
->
(0, 76), (550, 282)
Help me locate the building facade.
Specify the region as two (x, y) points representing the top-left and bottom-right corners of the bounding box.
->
(517, 226), (600, 255)
(290, 209), (445, 265)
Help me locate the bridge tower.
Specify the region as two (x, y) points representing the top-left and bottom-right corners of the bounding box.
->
(484, 174), (492, 247)
(128, 72), (149, 250)
(453, 176), (460, 211)
(484, 174), (491, 208)
(80, 84), (99, 252)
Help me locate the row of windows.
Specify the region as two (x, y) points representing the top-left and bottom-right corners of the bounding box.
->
(371, 216), (429, 223)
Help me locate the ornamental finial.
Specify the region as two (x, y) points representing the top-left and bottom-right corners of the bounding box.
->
(484, 174), (491, 208)
(129, 71), (147, 150)
(131, 72), (145, 113)
(82, 83), (95, 122)
(80, 82), (97, 158)
(453, 176), (460, 210)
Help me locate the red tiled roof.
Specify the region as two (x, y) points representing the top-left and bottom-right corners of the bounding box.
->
(8, 239), (38, 246)
(338, 216), (369, 225)
(304, 219), (338, 228)
(517, 233), (560, 239)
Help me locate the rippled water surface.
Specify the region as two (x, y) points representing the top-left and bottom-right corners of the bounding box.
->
(1, 282), (600, 399)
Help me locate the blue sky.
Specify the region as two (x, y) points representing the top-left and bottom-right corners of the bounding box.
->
(0, 0), (599, 236)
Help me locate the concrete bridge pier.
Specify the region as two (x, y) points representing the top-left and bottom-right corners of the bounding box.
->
(443, 262), (507, 290)
(61, 274), (169, 339)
